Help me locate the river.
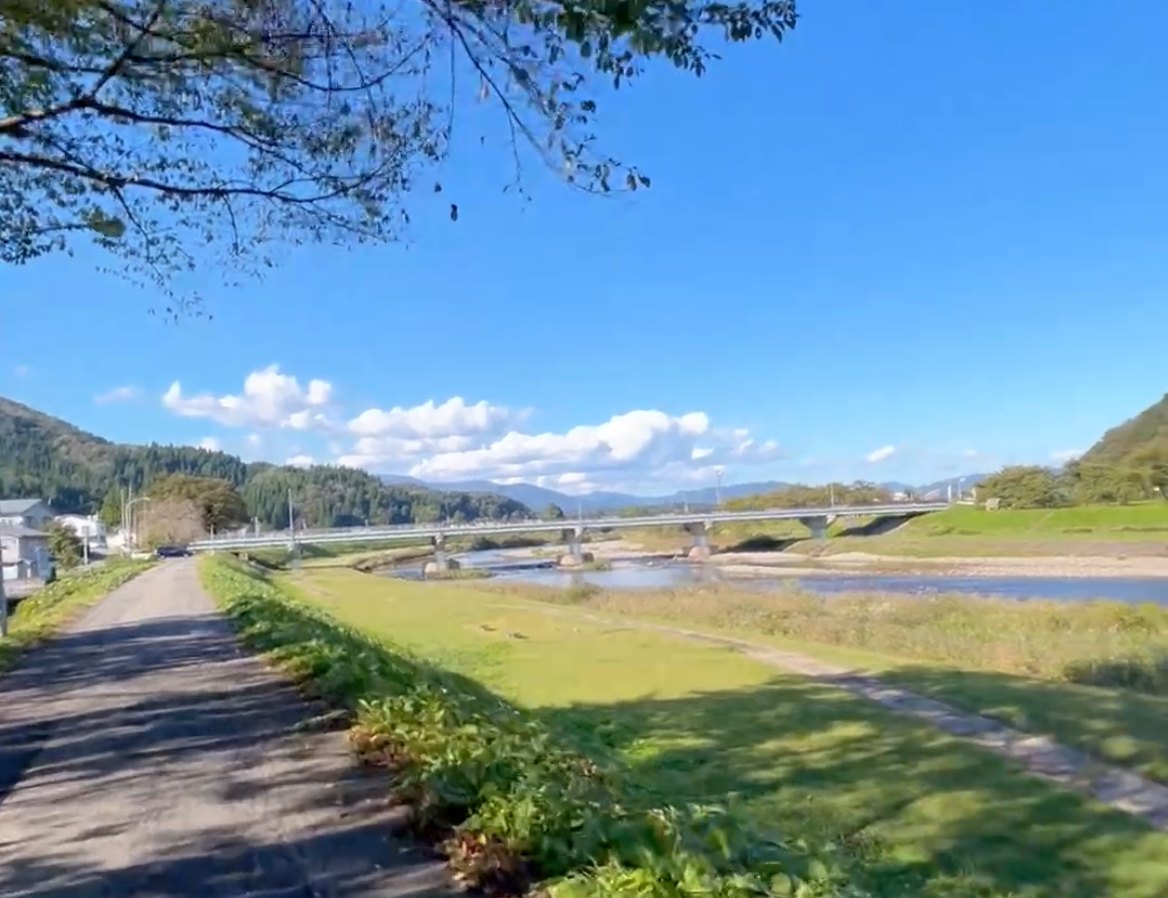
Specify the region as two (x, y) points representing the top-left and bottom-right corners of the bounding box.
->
(383, 550), (1168, 605)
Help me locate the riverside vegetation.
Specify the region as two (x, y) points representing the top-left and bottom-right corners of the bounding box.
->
(206, 558), (1168, 898)
(200, 556), (869, 898)
(0, 559), (155, 674)
(505, 579), (1168, 782)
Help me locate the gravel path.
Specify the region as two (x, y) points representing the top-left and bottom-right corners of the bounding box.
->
(0, 559), (456, 898)
(498, 600), (1168, 831)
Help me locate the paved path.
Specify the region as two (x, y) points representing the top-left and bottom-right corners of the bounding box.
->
(497, 600), (1168, 831)
(0, 560), (456, 898)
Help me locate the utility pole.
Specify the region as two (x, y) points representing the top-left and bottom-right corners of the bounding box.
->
(715, 467), (724, 509)
(0, 540), (8, 638)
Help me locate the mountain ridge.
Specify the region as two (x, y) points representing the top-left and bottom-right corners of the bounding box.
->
(0, 396), (531, 527)
(1081, 393), (1168, 469)
(378, 473), (989, 512)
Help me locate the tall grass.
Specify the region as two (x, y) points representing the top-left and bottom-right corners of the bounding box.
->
(500, 583), (1168, 694)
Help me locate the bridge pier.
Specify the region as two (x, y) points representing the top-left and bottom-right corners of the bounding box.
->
(561, 526), (586, 563)
(797, 515), (835, 540)
(686, 521), (712, 561)
(431, 533), (448, 571)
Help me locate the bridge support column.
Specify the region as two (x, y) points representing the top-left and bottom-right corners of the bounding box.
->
(563, 526), (585, 562)
(687, 521), (712, 561)
(431, 533), (448, 571)
(288, 541), (301, 570)
(797, 515), (835, 540)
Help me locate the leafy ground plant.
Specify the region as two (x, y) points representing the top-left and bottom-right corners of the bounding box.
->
(199, 555), (866, 898)
(0, 559), (155, 674)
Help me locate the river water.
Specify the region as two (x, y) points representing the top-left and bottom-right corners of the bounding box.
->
(385, 550), (1168, 605)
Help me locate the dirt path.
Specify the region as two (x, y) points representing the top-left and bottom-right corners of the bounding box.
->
(497, 600), (1168, 831)
(0, 559), (455, 898)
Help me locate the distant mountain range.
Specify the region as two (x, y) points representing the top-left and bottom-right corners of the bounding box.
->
(378, 473), (989, 512)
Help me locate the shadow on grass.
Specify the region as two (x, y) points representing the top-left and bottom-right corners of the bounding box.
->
(875, 663), (1168, 785)
(0, 594), (456, 897)
(535, 677), (1168, 898)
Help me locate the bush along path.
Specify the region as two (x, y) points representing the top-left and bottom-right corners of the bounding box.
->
(201, 556), (873, 898)
(503, 600), (1168, 831)
(0, 559), (155, 675)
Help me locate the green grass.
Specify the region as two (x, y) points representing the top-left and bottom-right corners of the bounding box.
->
(622, 505), (1168, 560)
(489, 579), (1168, 786)
(280, 566), (1168, 898)
(425, 567), (493, 580)
(0, 559), (155, 674)
(201, 557), (877, 898)
(794, 504), (1168, 557)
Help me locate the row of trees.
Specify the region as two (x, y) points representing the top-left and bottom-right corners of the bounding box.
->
(725, 481), (895, 511)
(92, 467), (533, 536)
(975, 462), (1168, 509)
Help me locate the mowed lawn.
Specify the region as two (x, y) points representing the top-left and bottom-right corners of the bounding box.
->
(288, 568), (1168, 898)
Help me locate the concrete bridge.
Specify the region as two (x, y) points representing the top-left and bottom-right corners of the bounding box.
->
(189, 501), (951, 568)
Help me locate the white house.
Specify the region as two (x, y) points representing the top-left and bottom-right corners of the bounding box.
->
(0, 523), (54, 582)
(55, 513), (107, 544)
(0, 498), (55, 531)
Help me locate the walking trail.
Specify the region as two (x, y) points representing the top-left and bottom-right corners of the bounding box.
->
(0, 559), (456, 898)
(496, 600), (1168, 831)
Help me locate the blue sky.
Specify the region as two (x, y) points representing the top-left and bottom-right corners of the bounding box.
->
(4, 2), (1167, 495)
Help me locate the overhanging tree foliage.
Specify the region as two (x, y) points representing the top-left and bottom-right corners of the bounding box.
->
(0, 0), (797, 306)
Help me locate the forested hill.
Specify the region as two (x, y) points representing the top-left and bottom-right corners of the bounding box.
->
(0, 397), (531, 528)
(1081, 393), (1168, 468)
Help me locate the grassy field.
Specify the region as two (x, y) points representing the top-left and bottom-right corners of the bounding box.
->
(621, 504), (1168, 558)
(798, 504), (1168, 557)
(489, 580), (1168, 784)
(0, 559), (155, 674)
(272, 565), (1168, 898)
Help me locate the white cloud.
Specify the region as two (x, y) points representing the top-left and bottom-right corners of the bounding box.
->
(865, 445), (896, 464)
(95, 385), (141, 405)
(198, 437), (223, 451)
(342, 406), (783, 489)
(13, 364), (30, 378)
(348, 397), (520, 439)
(1050, 449), (1083, 464)
(159, 366), (785, 491)
(162, 365), (334, 430)
(286, 454), (314, 468)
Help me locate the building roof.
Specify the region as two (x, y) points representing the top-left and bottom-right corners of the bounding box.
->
(0, 523), (48, 538)
(0, 498), (47, 515)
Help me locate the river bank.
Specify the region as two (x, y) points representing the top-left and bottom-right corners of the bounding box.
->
(497, 538), (1168, 579)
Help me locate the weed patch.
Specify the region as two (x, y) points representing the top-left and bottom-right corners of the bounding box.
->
(200, 555), (863, 898)
(0, 560), (155, 674)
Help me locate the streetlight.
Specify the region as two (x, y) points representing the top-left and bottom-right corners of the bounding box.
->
(125, 497), (151, 553)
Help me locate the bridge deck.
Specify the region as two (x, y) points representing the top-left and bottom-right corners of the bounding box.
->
(189, 502), (950, 552)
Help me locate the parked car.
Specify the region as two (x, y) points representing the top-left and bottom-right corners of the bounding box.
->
(155, 546), (192, 558)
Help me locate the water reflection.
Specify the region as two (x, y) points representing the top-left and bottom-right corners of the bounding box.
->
(382, 550), (1168, 605)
